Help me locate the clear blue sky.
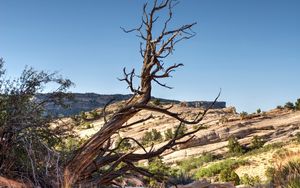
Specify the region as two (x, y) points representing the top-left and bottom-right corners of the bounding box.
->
(1, 0), (299, 112)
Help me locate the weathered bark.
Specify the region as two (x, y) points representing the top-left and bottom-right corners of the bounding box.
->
(0, 176), (30, 188)
(63, 0), (204, 187)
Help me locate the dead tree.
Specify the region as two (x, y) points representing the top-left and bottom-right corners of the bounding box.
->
(63, 0), (219, 187)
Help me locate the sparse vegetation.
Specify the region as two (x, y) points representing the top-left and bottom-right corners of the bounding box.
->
(244, 142), (284, 156)
(0, 60), (73, 186)
(273, 159), (300, 187)
(153, 98), (161, 106)
(276, 105), (284, 110)
(174, 124), (188, 138)
(227, 136), (245, 155)
(256, 108), (261, 114)
(295, 98), (300, 110)
(240, 173), (261, 186)
(164, 128), (174, 140)
(141, 129), (163, 145)
(219, 168), (240, 185)
(177, 153), (216, 173)
(296, 132), (300, 143)
(240, 111), (248, 119)
(250, 135), (265, 150)
(285, 102), (295, 110)
(195, 159), (247, 179)
(115, 136), (132, 151)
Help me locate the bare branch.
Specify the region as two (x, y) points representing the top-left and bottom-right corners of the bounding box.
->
(118, 68), (142, 95)
(121, 114), (153, 129)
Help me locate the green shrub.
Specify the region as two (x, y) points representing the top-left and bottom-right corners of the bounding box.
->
(287, 178), (300, 188)
(146, 157), (171, 187)
(195, 159), (247, 178)
(240, 111), (248, 119)
(277, 105), (284, 110)
(177, 153), (216, 173)
(240, 173), (261, 186)
(219, 168), (240, 185)
(153, 98), (161, 106)
(227, 136), (244, 155)
(164, 128), (173, 141)
(272, 159), (300, 186)
(80, 111), (87, 119)
(250, 136), (265, 150)
(115, 136), (132, 151)
(295, 132), (300, 143)
(79, 122), (93, 129)
(89, 110), (100, 119)
(285, 102), (295, 110)
(265, 167), (275, 182)
(256, 108), (261, 114)
(245, 142), (284, 156)
(170, 172), (194, 185)
(141, 129), (163, 145)
(295, 98), (300, 111)
(174, 124), (188, 138)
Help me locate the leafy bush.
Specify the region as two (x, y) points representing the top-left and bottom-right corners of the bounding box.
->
(245, 142), (284, 156)
(0, 60), (73, 186)
(250, 135), (265, 150)
(194, 159), (247, 179)
(240, 173), (261, 186)
(79, 122), (93, 129)
(146, 157), (171, 187)
(170, 172), (194, 185)
(240, 111), (248, 119)
(219, 168), (240, 185)
(295, 132), (300, 143)
(89, 110), (100, 119)
(256, 108), (261, 114)
(174, 124), (188, 138)
(276, 105), (284, 110)
(227, 136), (245, 155)
(265, 167), (275, 182)
(141, 129), (163, 145)
(177, 153), (216, 173)
(295, 98), (300, 111)
(285, 102), (295, 110)
(153, 98), (161, 106)
(80, 111), (87, 120)
(164, 128), (173, 140)
(115, 136), (132, 151)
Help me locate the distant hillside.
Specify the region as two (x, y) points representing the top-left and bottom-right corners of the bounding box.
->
(36, 93), (226, 116)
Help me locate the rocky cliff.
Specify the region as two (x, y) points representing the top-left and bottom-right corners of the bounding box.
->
(36, 93), (226, 116)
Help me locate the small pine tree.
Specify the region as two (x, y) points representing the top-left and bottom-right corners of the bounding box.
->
(256, 108), (261, 114)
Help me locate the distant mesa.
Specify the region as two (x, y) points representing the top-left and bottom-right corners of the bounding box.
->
(36, 93), (226, 117)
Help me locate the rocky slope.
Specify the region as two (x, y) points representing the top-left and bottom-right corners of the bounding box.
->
(63, 102), (300, 186)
